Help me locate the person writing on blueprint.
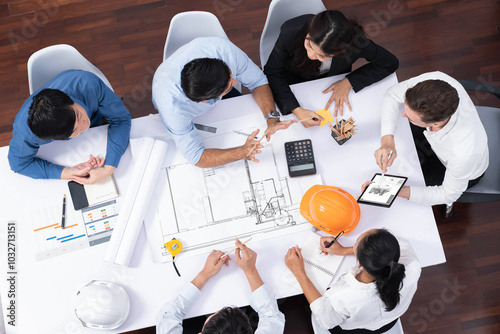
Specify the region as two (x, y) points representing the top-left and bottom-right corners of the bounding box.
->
(152, 37), (296, 168)
(285, 228), (421, 333)
(8, 69), (131, 184)
(374, 71), (488, 207)
(157, 238), (285, 334)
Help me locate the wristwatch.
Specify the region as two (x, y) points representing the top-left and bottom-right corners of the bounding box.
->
(265, 110), (281, 121)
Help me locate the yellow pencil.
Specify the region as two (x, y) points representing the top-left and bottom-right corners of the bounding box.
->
(220, 237), (252, 258)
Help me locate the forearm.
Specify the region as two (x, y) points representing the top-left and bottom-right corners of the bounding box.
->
(251, 84), (277, 118)
(191, 271), (211, 290)
(381, 134), (395, 146)
(244, 268), (264, 292)
(398, 186), (410, 200)
(195, 147), (246, 168)
(294, 271), (322, 304)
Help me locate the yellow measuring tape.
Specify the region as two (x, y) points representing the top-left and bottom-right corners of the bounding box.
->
(164, 238), (183, 276)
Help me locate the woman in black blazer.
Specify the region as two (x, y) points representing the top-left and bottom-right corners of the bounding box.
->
(264, 10), (399, 127)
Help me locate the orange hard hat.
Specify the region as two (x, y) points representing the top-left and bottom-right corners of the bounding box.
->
(300, 185), (360, 235)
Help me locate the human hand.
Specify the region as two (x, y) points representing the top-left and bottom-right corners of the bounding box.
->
(374, 135), (397, 173)
(243, 129), (264, 163)
(292, 107), (323, 128)
(284, 246), (306, 278)
(323, 78), (353, 117)
(71, 164), (115, 185)
(319, 237), (352, 256)
(200, 249), (230, 279)
(234, 238), (258, 274)
(191, 249), (230, 290)
(360, 180), (373, 195)
(265, 119), (297, 141)
(86, 154), (105, 169)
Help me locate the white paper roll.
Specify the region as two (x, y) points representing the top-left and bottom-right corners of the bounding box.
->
(105, 137), (168, 266)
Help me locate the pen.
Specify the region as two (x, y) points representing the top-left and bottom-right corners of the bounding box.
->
(220, 237), (252, 258)
(233, 130), (257, 140)
(379, 151), (392, 185)
(61, 194), (66, 229)
(320, 231), (344, 254)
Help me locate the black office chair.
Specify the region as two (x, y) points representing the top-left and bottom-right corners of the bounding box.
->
(445, 80), (500, 218)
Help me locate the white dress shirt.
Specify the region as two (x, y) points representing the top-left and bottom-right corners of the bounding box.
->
(152, 37), (269, 165)
(380, 71), (488, 205)
(310, 238), (421, 331)
(156, 283), (285, 334)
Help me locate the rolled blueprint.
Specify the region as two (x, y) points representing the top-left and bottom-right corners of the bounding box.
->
(105, 137), (168, 266)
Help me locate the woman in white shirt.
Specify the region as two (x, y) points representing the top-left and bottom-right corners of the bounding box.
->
(285, 228), (421, 333)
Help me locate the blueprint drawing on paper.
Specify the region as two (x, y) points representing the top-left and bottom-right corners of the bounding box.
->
(142, 113), (321, 262)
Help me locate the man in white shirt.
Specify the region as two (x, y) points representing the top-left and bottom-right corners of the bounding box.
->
(375, 71), (488, 205)
(156, 239), (285, 334)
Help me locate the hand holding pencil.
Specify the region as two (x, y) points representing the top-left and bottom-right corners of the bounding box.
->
(233, 238), (257, 273)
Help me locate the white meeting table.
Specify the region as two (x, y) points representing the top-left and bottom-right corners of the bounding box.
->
(0, 73), (445, 333)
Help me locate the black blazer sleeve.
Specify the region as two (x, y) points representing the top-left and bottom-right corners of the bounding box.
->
(344, 37), (399, 93)
(264, 15), (313, 115)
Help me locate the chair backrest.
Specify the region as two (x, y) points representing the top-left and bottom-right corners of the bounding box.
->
(163, 11), (241, 92)
(163, 11), (229, 61)
(458, 79), (500, 201)
(462, 105), (500, 197)
(259, 0), (326, 67)
(27, 44), (113, 94)
(382, 319), (404, 334)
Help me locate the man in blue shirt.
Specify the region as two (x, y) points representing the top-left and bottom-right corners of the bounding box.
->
(152, 37), (296, 167)
(8, 70), (131, 184)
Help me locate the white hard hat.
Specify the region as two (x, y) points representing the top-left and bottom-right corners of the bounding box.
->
(74, 280), (130, 330)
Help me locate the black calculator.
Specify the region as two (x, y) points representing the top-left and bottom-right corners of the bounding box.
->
(284, 139), (317, 177)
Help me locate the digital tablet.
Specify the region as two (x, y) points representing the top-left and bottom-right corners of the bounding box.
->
(357, 174), (408, 208)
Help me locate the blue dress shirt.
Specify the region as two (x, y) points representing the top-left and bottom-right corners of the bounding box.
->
(152, 37), (269, 165)
(8, 69), (131, 179)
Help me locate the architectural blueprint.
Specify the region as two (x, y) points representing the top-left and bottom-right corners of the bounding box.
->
(141, 113), (322, 262)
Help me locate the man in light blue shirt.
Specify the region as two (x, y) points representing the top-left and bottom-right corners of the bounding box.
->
(156, 239), (285, 334)
(8, 70), (131, 184)
(152, 37), (295, 167)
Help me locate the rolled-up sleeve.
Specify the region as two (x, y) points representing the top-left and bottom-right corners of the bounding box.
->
(251, 284), (285, 334)
(231, 44), (268, 91)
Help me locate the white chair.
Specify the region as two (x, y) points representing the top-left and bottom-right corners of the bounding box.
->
(27, 44), (113, 94)
(259, 0), (326, 67)
(163, 11), (241, 92)
(383, 319), (404, 334)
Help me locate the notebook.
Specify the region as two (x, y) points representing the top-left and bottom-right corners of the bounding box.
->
(68, 174), (119, 210)
(284, 231), (344, 293)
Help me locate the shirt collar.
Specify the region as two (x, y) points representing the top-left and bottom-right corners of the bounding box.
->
(425, 111), (458, 140)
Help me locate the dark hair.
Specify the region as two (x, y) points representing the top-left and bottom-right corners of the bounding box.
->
(357, 229), (406, 312)
(405, 79), (459, 123)
(181, 58), (231, 102)
(27, 88), (76, 140)
(201, 307), (252, 334)
(292, 10), (364, 77)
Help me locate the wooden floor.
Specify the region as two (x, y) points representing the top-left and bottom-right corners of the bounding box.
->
(1, 0), (499, 333)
